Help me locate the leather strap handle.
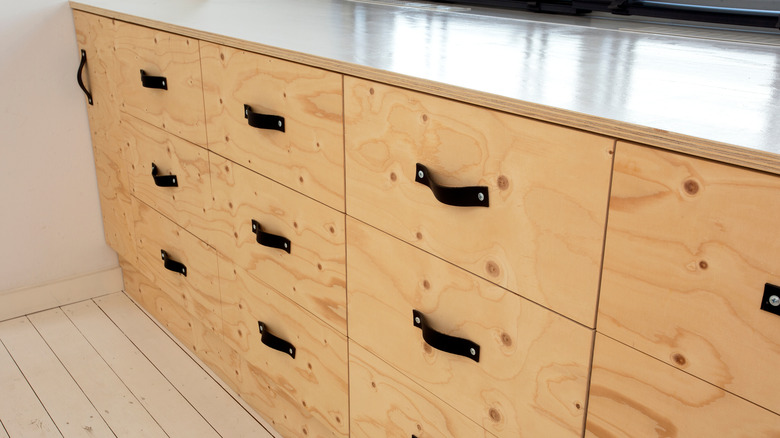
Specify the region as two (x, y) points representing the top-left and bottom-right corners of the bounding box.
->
(415, 163), (489, 207)
(251, 220), (291, 254)
(413, 309), (480, 362)
(151, 163), (178, 187)
(77, 50), (93, 105)
(258, 321), (296, 358)
(244, 104), (285, 132)
(161, 250), (186, 276)
(140, 69), (167, 89)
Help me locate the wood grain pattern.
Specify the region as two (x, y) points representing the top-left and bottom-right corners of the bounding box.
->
(219, 254), (349, 436)
(113, 18), (206, 146)
(208, 153), (347, 334)
(219, 344), (345, 438)
(74, 10), (136, 262)
(133, 199), (222, 336)
(349, 341), (493, 438)
(345, 77), (614, 327)
(599, 142), (780, 414)
(586, 334), (780, 437)
(122, 114), (212, 234)
(120, 256), (196, 349)
(347, 217), (593, 438)
(201, 42), (345, 211)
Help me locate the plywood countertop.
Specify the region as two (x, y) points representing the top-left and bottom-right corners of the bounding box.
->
(70, 0), (780, 174)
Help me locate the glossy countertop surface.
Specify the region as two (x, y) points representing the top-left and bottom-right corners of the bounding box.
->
(70, 0), (780, 173)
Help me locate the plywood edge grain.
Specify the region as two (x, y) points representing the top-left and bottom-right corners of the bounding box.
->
(69, 1), (780, 176)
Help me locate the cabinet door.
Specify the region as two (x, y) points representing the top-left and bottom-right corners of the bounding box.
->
(73, 11), (135, 262)
(347, 218), (592, 438)
(201, 43), (344, 211)
(587, 335), (780, 437)
(112, 20), (206, 146)
(599, 142), (780, 413)
(350, 342), (493, 438)
(345, 77), (614, 327)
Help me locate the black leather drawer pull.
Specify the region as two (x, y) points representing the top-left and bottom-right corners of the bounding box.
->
(413, 309), (480, 362)
(151, 163), (178, 187)
(258, 321), (296, 358)
(760, 283), (780, 317)
(140, 69), (167, 89)
(244, 104), (285, 132)
(415, 163), (489, 207)
(251, 219), (291, 254)
(77, 50), (93, 105)
(160, 250), (186, 276)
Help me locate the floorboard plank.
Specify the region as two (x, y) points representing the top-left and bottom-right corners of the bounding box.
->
(0, 317), (114, 437)
(28, 307), (168, 438)
(61, 299), (220, 438)
(0, 340), (61, 438)
(95, 292), (275, 438)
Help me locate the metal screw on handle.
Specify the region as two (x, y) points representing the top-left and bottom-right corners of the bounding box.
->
(770, 295), (780, 307)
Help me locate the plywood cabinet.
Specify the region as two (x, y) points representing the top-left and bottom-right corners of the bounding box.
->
(74, 7), (780, 437)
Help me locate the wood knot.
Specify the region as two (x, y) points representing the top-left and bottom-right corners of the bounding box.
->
(416, 232), (423, 240)
(219, 52), (225, 60)
(421, 114), (428, 122)
(575, 402), (582, 410)
(369, 87), (375, 95)
(489, 408), (502, 423)
(390, 172), (397, 182)
(699, 260), (708, 270)
(422, 279), (431, 290)
(497, 175), (509, 190)
(672, 353), (687, 367)
(486, 261), (500, 277)
(500, 332), (512, 347)
(683, 179), (699, 195)
(423, 343), (433, 354)
(370, 381), (376, 388)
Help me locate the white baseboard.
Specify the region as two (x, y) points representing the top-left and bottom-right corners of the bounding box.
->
(0, 266), (125, 321)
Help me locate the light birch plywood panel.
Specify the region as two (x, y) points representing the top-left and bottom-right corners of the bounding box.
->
(28, 307), (167, 438)
(134, 199), (222, 335)
(62, 299), (221, 438)
(113, 18), (206, 146)
(74, 10), (136, 262)
(121, 257), (196, 349)
(349, 341), (493, 438)
(219, 254), (349, 436)
(0, 317), (114, 437)
(208, 153), (347, 334)
(123, 114), (212, 234)
(347, 218), (593, 437)
(201, 42), (345, 211)
(95, 292), (278, 438)
(0, 340), (60, 437)
(345, 77), (614, 327)
(599, 142), (780, 414)
(586, 334), (780, 437)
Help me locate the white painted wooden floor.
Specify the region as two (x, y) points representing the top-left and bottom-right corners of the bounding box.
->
(0, 292), (280, 438)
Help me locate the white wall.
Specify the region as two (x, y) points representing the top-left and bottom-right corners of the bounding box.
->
(0, 0), (118, 293)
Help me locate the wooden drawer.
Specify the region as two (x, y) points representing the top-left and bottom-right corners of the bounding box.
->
(350, 341), (493, 438)
(201, 42), (345, 211)
(347, 218), (592, 438)
(113, 20), (206, 146)
(599, 142), (780, 413)
(123, 115), (211, 234)
(133, 199), (220, 335)
(586, 334), (780, 437)
(120, 256), (196, 350)
(208, 153), (347, 334)
(344, 77), (614, 327)
(219, 255), (349, 437)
